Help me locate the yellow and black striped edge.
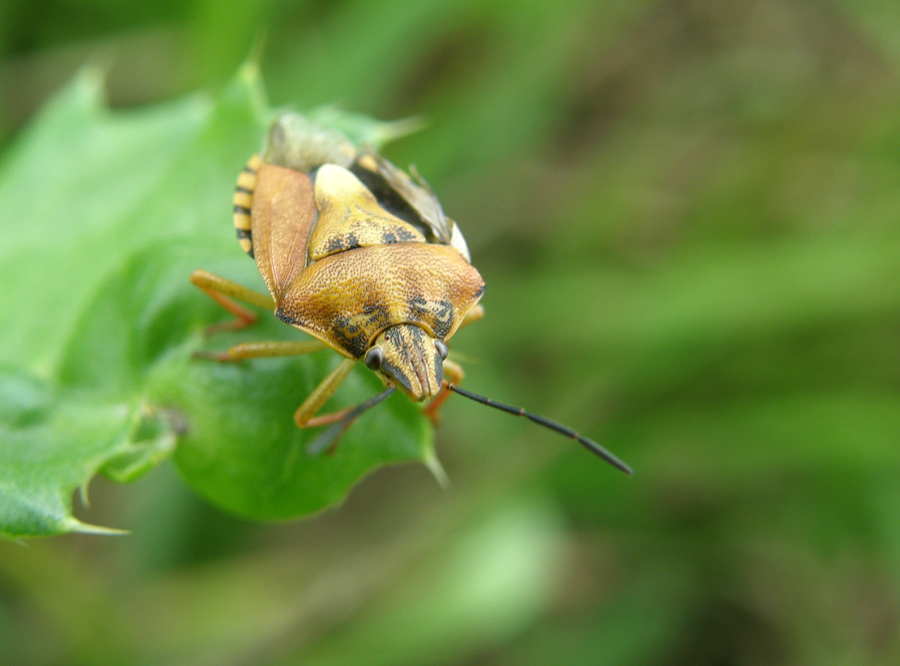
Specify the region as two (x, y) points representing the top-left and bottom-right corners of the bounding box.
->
(233, 154), (262, 257)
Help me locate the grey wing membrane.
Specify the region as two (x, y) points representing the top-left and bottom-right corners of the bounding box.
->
(351, 150), (454, 245)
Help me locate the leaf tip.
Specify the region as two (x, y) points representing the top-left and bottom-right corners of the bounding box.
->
(373, 115), (428, 147)
(78, 482), (91, 507)
(424, 452), (451, 489)
(228, 53), (268, 121)
(74, 61), (109, 97)
(64, 518), (129, 536)
(244, 29), (268, 72)
(238, 59), (261, 88)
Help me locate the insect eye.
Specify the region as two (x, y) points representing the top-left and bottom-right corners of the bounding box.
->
(364, 346), (384, 370)
(434, 340), (449, 360)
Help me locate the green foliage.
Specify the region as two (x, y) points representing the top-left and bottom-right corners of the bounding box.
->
(0, 66), (432, 537)
(0, 367), (141, 537)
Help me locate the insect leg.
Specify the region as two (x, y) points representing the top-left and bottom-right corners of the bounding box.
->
(195, 340), (327, 363)
(458, 305), (484, 330)
(424, 359), (464, 423)
(293, 358), (356, 428)
(422, 306), (480, 421)
(306, 386), (396, 456)
(190, 269), (275, 335)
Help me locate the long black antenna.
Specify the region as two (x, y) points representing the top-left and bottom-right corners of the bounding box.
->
(307, 386), (397, 455)
(446, 383), (632, 475)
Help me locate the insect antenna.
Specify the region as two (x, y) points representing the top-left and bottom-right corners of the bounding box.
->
(445, 383), (632, 475)
(307, 386), (397, 456)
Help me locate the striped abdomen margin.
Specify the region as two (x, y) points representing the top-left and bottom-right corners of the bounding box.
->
(233, 154), (261, 257)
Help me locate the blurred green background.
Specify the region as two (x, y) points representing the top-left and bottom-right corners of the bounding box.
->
(3, 0), (900, 664)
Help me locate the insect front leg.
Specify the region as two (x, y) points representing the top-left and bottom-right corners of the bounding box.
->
(296, 358), (399, 456)
(419, 303), (481, 422)
(424, 359), (464, 423)
(294, 358), (357, 428)
(190, 269), (275, 335)
(458, 305), (484, 330)
(195, 340), (328, 363)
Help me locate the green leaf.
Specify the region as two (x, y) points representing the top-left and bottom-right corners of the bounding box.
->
(0, 65), (434, 536)
(0, 366), (146, 537)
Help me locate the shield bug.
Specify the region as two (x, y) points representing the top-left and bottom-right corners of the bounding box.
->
(191, 112), (631, 473)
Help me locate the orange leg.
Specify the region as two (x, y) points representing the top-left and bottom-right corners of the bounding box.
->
(293, 358), (357, 428)
(197, 289), (258, 335)
(294, 358), (388, 456)
(190, 269), (275, 336)
(422, 305), (482, 420)
(459, 305), (484, 330)
(194, 340), (327, 363)
(305, 406), (357, 428)
(424, 359), (464, 423)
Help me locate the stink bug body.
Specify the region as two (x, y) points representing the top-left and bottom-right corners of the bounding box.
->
(192, 113), (631, 473)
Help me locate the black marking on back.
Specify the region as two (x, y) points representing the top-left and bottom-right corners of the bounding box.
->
(380, 226), (420, 245)
(407, 296), (453, 338)
(361, 300), (390, 331)
(408, 295), (428, 318)
(235, 185), (253, 195)
(322, 231), (360, 256)
(275, 309), (299, 326)
(432, 299), (454, 338)
(331, 314), (367, 358)
(350, 161), (437, 242)
(233, 204), (251, 216)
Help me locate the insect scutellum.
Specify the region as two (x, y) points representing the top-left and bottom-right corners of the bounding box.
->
(193, 111), (631, 473)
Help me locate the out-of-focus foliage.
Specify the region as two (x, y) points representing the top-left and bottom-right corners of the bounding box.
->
(2, 0), (900, 664)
